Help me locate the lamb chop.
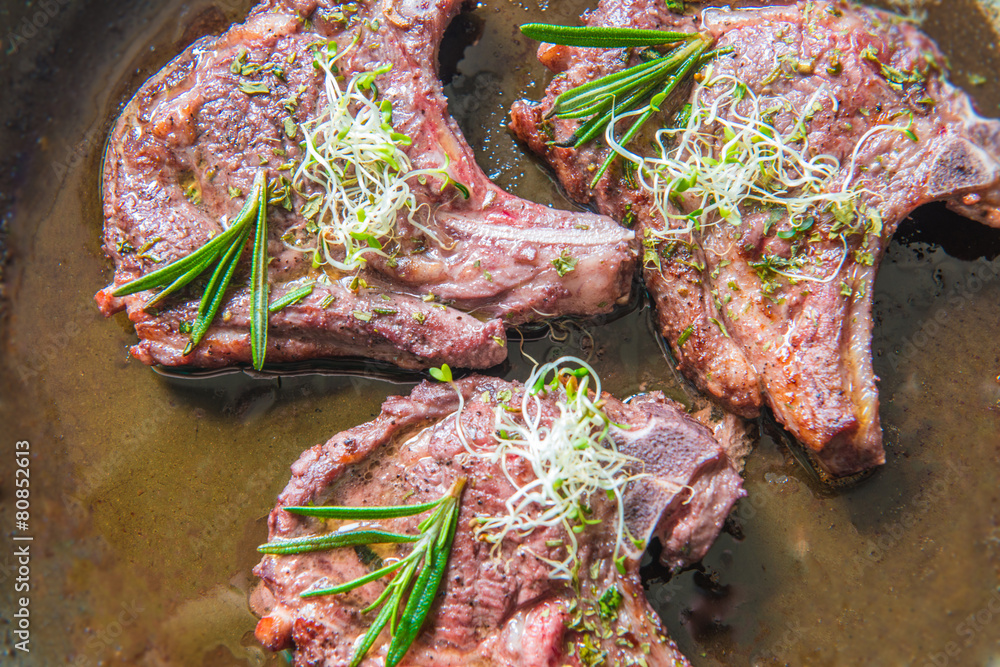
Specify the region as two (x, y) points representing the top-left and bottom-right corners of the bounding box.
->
(509, 0), (1000, 478)
(95, 0), (635, 371)
(253, 371), (744, 665)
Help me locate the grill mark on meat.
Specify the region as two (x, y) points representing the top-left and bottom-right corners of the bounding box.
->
(96, 0), (636, 371)
(253, 376), (743, 665)
(508, 0), (1000, 478)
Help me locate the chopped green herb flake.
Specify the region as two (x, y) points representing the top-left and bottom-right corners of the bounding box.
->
(552, 250), (578, 277)
(301, 195), (322, 220)
(709, 317), (729, 338)
(677, 325), (695, 346)
(239, 80), (271, 95)
(598, 586), (623, 620)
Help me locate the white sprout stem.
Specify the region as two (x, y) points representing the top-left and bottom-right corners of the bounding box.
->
(289, 48), (458, 272)
(602, 72), (897, 285)
(841, 120), (916, 192)
(450, 386), (475, 456)
(473, 356), (646, 581)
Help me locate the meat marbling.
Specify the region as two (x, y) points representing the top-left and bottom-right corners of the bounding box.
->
(253, 376), (744, 665)
(96, 0), (635, 371)
(509, 0), (1000, 477)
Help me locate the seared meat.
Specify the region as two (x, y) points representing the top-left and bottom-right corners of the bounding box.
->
(253, 376), (743, 665)
(95, 0), (635, 371)
(509, 0), (1000, 477)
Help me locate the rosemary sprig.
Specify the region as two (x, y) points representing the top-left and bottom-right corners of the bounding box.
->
(556, 72), (666, 147)
(111, 170), (273, 367)
(520, 23), (697, 48)
(183, 218), (253, 354)
(521, 22), (717, 186)
(250, 180), (269, 370)
(258, 477), (467, 667)
(112, 173), (264, 300)
(548, 54), (680, 119)
(590, 39), (707, 187)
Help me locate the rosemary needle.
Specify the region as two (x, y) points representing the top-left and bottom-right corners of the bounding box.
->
(267, 284), (314, 313)
(140, 254), (217, 311)
(520, 23), (697, 48)
(258, 529), (419, 555)
(283, 498), (444, 519)
(385, 484), (462, 667)
(301, 557), (413, 597)
(250, 175), (270, 370)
